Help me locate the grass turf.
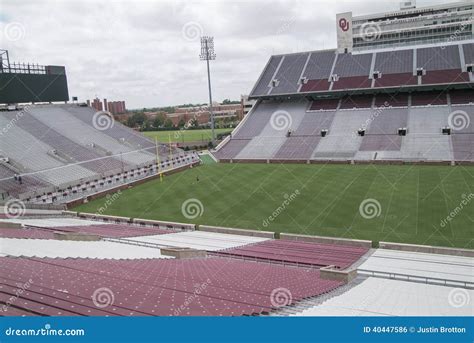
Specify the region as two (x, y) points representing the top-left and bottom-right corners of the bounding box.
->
(144, 129), (232, 143)
(75, 163), (474, 249)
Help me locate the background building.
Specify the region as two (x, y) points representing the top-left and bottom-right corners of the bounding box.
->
(88, 97), (126, 114)
(241, 95), (257, 118)
(337, 0), (474, 52)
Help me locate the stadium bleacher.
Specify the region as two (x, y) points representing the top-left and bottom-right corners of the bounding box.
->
(0, 104), (197, 202)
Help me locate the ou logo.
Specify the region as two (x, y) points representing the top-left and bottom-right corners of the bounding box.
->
(339, 18), (350, 32)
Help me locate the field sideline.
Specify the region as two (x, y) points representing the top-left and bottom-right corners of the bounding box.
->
(144, 129), (232, 143)
(75, 163), (474, 249)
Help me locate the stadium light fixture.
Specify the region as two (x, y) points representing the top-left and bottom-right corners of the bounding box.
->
(200, 36), (216, 145)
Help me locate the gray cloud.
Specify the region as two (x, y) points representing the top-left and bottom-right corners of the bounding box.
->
(0, 0), (448, 108)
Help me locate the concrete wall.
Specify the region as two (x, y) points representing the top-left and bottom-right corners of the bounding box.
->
(72, 212), (195, 231)
(199, 225), (275, 238)
(320, 265), (358, 283)
(65, 162), (199, 208)
(280, 233), (372, 248)
(379, 242), (474, 257)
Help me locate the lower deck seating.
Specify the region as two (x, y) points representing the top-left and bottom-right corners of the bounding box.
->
(0, 256), (343, 316)
(213, 98), (474, 162)
(215, 239), (368, 269)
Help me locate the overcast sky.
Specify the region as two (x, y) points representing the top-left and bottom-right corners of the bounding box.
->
(0, 0), (448, 108)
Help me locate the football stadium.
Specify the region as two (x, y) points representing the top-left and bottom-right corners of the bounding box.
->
(0, 0), (473, 338)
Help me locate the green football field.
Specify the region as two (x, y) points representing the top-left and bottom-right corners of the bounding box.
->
(75, 163), (474, 249)
(144, 129), (232, 143)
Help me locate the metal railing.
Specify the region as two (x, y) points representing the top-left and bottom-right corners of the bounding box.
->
(358, 269), (474, 289)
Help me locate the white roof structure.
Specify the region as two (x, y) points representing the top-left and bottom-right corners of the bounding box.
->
(358, 249), (474, 284)
(0, 217), (111, 228)
(293, 277), (474, 316)
(0, 238), (171, 259)
(127, 230), (270, 251)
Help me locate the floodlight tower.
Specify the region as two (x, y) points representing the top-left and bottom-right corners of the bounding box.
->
(200, 36), (216, 145)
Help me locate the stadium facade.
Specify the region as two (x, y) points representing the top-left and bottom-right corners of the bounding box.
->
(213, 1), (474, 164)
(338, 0), (473, 52)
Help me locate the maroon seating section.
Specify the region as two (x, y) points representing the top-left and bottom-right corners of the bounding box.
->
(411, 92), (448, 106)
(422, 69), (470, 85)
(0, 165), (50, 197)
(273, 136), (321, 160)
(450, 89), (474, 105)
(339, 95), (373, 109)
(0, 224), (176, 240)
(0, 256), (343, 316)
(0, 227), (55, 239)
(359, 135), (402, 151)
(332, 76), (372, 90)
(300, 79), (331, 92)
(452, 134), (474, 161)
(214, 139), (250, 160)
(309, 99), (339, 111)
(215, 240), (368, 269)
(374, 73), (418, 88)
(374, 93), (409, 107)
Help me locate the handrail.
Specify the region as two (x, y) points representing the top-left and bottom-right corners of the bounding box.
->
(358, 269), (474, 289)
